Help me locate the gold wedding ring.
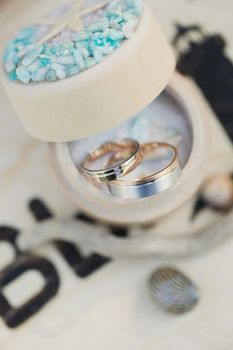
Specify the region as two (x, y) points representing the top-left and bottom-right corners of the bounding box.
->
(107, 142), (181, 199)
(80, 139), (143, 183)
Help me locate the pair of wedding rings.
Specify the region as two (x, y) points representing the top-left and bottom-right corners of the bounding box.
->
(80, 139), (181, 199)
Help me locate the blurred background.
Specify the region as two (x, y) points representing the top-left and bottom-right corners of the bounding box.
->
(0, 0), (233, 349)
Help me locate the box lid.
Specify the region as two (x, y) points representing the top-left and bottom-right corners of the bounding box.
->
(1, 0), (175, 142)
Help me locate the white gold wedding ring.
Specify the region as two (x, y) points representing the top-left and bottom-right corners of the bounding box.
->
(107, 142), (181, 199)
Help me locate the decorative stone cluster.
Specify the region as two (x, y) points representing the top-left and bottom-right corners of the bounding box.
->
(3, 0), (143, 84)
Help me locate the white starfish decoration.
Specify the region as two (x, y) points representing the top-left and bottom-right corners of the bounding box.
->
(37, 0), (110, 44)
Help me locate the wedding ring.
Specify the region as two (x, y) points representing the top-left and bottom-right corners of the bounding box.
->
(80, 139), (143, 183)
(107, 142), (181, 199)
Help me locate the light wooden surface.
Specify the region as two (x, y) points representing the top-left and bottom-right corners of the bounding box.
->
(0, 1), (233, 349)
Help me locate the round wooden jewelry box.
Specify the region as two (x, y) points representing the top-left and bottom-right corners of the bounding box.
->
(48, 72), (209, 225)
(1, 0), (216, 227)
(1, 3), (174, 142)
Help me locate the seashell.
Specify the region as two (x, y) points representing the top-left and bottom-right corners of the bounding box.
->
(202, 174), (233, 211)
(148, 267), (200, 314)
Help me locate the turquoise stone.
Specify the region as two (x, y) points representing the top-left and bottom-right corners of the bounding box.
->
(73, 50), (85, 70)
(51, 62), (65, 70)
(39, 57), (51, 67)
(98, 45), (114, 55)
(93, 48), (103, 63)
(5, 61), (16, 73)
(109, 16), (125, 30)
(16, 66), (31, 83)
(3, 0), (142, 83)
(107, 38), (120, 48)
(46, 70), (57, 81)
(8, 70), (17, 81)
(50, 47), (57, 55)
(57, 55), (75, 65)
(123, 12), (137, 22)
(34, 67), (49, 82)
(39, 53), (57, 62)
(67, 65), (80, 76)
(106, 9), (122, 19)
(27, 61), (40, 73)
(56, 69), (66, 79)
(88, 19), (109, 33)
(80, 48), (89, 59)
(74, 40), (89, 50)
(91, 32), (107, 47)
(31, 71), (38, 82)
(122, 19), (137, 38)
(129, 0), (143, 15)
(22, 45), (44, 66)
(108, 29), (125, 40)
(43, 44), (51, 55)
(85, 57), (95, 68)
(57, 44), (71, 56)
